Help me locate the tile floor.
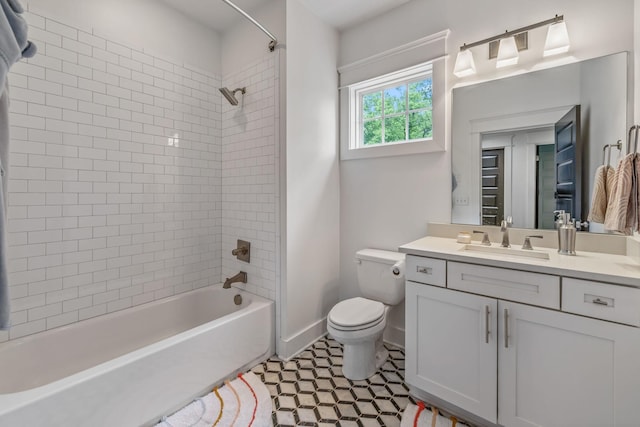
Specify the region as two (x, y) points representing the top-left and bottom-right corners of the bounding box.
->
(250, 337), (415, 426)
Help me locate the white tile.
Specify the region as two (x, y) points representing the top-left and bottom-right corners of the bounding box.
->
(61, 34), (92, 56)
(63, 85), (92, 101)
(63, 109), (92, 125)
(78, 31), (106, 49)
(78, 304), (106, 321)
(78, 78), (106, 94)
(3, 15), (253, 341)
(45, 19), (78, 39)
(9, 320), (46, 339)
(92, 47), (118, 64)
(46, 45), (78, 64)
(106, 41), (132, 58)
(46, 311), (78, 329)
(46, 68), (78, 86)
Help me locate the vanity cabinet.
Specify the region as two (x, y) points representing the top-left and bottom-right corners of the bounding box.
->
(406, 282), (498, 423)
(405, 255), (640, 427)
(498, 300), (640, 427)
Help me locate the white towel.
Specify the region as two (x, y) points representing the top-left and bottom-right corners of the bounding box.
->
(400, 402), (468, 427)
(157, 372), (272, 427)
(587, 165), (615, 223)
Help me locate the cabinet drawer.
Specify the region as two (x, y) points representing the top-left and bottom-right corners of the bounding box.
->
(562, 278), (640, 326)
(448, 262), (560, 309)
(406, 255), (446, 287)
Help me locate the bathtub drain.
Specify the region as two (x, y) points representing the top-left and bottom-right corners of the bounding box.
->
(234, 294), (242, 305)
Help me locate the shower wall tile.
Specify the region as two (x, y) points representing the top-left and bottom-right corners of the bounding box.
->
(2, 11), (223, 342)
(221, 56), (278, 301)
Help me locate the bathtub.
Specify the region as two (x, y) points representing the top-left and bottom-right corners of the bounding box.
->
(0, 286), (274, 426)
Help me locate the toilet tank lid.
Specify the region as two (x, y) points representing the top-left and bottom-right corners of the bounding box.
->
(355, 249), (405, 264)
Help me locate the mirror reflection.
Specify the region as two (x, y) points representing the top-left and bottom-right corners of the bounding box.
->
(451, 52), (628, 232)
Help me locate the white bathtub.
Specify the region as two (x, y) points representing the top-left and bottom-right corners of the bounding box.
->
(0, 286), (274, 426)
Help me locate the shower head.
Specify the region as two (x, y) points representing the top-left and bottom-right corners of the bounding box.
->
(219, 87), (246, 106)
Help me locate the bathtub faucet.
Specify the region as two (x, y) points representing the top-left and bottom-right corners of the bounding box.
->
(223, 271), (247, 289)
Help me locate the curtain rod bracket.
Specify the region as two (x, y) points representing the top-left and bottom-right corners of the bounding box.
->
(222, 0), (278, 53)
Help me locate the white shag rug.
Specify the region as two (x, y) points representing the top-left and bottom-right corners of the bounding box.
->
(156, 372), (273, 427)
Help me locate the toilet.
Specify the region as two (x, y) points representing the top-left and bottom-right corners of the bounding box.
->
(327, 248), (406, 380)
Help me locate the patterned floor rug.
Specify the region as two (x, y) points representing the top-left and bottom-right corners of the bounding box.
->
(156, 372), (272, 427)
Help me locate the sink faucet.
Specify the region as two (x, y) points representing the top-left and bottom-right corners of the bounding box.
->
(223, 271), (247, 289)
(472, 230), (491, 246)
(500, 216), (513, 248)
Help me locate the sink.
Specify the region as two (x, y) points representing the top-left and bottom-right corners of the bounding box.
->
(459, 244), (550, 260)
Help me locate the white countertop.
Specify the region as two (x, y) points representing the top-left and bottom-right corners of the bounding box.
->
(399, 236), (640, 288)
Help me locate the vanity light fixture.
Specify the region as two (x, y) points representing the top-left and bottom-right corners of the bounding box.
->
(453, 47), (476, 77)
(496, 35), (519, 68)
(453, 14), (568, 77)
(543, 20), (570, 57)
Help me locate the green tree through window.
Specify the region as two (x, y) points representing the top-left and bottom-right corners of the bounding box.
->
(361, 77), (432, 146)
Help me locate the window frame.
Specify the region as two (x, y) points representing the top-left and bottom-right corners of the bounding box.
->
(343, 61), (445, 161)
(356, 66), (433, 148)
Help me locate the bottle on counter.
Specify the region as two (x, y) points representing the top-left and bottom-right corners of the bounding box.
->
(554, 210), (576, 256)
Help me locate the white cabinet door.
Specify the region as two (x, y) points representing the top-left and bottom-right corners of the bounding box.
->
(499, 301), (640, 427)
(406, 282), (498, 423)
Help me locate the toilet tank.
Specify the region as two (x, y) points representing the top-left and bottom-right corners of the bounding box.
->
(355, 249), (406, 305)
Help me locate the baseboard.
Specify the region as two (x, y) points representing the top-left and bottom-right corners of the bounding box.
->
(277, 317), (327, 361)
(384, 324), (405, 349)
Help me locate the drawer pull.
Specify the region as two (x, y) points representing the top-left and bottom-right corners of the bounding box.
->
(504, 308), (509, 349)
(592, 298), (610, 306)
(484, 305), (491, 344)
(417, 266), (433, 275)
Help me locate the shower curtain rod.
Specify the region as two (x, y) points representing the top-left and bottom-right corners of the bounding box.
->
(221, 0), (278, 52)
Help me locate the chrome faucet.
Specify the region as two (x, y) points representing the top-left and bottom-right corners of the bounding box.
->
(500, 216), (513, 248)
(223, 271), (247, 289)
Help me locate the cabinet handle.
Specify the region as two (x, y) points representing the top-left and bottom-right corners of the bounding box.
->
(503, 308), (509, 349)
(417, 266), (432, 275)
(592, 298), (609, 306)
(484, 305), (491, 344)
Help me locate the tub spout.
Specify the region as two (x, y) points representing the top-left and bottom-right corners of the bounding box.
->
(223, 271), (247, 289)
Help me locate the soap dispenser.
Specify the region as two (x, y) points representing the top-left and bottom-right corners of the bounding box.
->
(554, 210), (576, 256)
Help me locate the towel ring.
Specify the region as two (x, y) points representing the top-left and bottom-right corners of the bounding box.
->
(602, 140), (622, 166)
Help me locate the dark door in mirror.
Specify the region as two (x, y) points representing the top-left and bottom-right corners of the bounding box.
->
(481, 148), (504, 226)
(537, 144), (556, 229)
(554, 105), (582, 221)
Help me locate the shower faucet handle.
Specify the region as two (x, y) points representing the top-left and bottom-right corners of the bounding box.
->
(232, 239), (251, 263)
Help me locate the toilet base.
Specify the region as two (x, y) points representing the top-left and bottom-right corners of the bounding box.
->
(341, 333), (388, 381)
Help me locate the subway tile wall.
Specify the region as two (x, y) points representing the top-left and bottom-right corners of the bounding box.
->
(220, 55), (278, 301)
(0, 10), (280, 342)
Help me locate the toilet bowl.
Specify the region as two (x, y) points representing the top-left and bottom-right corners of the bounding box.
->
(327, 297), (390, 380)
(327, 248), (405, 380)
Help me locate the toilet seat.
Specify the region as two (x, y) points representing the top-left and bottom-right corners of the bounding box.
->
(328, 297), (385, 331)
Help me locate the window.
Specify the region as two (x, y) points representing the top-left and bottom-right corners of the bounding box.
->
(343, 61), (444, 160)
(339, 30), (448, 160)
(360, 74), (433, 147)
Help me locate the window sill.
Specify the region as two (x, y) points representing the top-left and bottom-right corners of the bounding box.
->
(340, 138), (445, 161)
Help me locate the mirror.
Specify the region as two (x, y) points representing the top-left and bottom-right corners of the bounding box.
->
(451, 52), (628, 233)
